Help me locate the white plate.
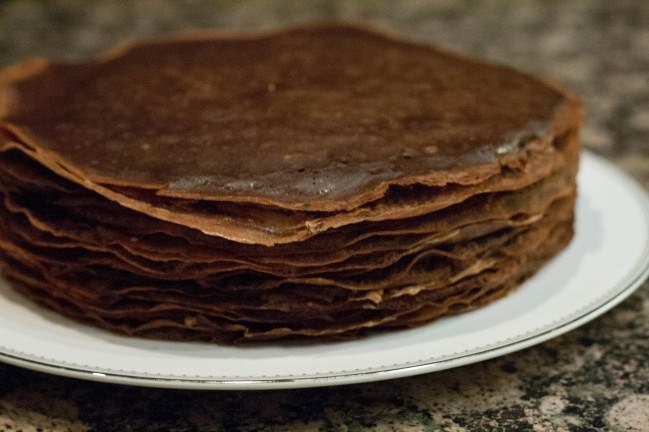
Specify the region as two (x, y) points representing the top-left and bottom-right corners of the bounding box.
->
(1, 151), (648, 390)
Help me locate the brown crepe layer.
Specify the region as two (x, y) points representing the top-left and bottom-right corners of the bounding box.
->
(0, 24), (584, 342)
(0, 207), (575, 342)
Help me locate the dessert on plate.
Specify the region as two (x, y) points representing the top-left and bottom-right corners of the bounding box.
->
(0, 23), (584, 343)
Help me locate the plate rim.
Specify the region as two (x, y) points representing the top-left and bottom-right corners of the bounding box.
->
(1, 150), (649, 390)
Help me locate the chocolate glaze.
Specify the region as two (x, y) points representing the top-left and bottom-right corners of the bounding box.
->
(0, 24), (579, 211)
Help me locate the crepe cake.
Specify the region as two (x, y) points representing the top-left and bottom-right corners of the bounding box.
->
(0, 23), (584, 342)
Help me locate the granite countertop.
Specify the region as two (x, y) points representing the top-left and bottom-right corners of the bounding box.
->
(1, 1), (648, 431)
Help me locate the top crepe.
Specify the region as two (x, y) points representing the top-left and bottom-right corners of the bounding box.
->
(0, 23), (581, 215)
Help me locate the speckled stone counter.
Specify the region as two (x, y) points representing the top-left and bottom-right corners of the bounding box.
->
(1, 1), (648, 431)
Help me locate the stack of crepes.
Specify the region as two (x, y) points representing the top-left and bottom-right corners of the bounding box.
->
(0, 24), (584, 343)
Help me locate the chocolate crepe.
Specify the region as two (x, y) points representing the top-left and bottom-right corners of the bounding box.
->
(0, 23), (584, 343)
